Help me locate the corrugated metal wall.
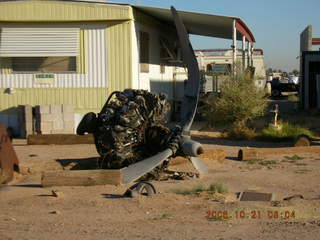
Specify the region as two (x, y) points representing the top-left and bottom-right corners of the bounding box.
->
(0, 88), (109, 113)
(0, 1), (132, 22)
(0, 21), (133, 113)
(87, 25), (107, 88)
(106, 21), (132, 92)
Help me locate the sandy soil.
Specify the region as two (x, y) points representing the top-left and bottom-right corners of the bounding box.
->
(1, 137), (320, 240)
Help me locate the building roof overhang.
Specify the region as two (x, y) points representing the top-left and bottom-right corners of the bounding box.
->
(133, 5), (255, 43)
(0, 0), (255, 43)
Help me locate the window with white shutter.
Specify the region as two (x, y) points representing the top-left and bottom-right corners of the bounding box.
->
(0, 27), (79, 73)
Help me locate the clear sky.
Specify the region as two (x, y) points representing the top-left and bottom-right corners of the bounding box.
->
(111, 0), (320, 72)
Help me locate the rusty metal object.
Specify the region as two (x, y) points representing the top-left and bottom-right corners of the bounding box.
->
(0, 124), (19, 184)
(294, 134), (311, 147)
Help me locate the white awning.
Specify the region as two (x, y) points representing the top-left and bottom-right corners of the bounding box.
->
(133, 5), (255, 43)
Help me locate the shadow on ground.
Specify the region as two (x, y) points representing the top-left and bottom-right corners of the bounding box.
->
(11, 184), (42, 188)
(101, 193), (127, 199)
(56, 157), (100, 170)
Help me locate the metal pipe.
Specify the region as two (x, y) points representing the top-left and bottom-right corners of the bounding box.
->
(247, 41), (251, 67)
(242, 35), (246, 72)
(232, 19), (237, 73)
(251, 45), (254, 67)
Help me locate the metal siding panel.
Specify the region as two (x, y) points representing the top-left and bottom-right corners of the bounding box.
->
(92, 28), (97, 88)
(87, 29), (93, 88)
(103, 29), (107, 88)
(95, 29), (100, 88)
(79, 29), (86, 74)
(99, 27), (107, 88)
(86, 26), (107, 89)
(0, 1), (133, 22)
(0, 21), (132, 113)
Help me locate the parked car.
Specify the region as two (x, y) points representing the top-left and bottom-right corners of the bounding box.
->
(267, 77), (299, 97)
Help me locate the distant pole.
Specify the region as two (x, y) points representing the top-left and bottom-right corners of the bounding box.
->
(247, 41), (251, 67)
(251, 45), (254, 67)
(232, 19), (237, 74)
(242, 35), (246, 72)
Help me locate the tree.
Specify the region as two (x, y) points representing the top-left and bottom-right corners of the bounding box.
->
(292, 69), (299, 76)
(201, 71), (267, 129)
(266, 68), (273, 75)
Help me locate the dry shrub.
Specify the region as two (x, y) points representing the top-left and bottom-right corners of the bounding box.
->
(226, 123), (257, 140)
(201, 71), (267, 128)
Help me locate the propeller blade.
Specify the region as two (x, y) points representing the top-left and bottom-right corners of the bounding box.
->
(171, 7), (208, 173)
(121, 148), (173, 184)
(171, 6), (200, 133)
(190, 157), (209, 174)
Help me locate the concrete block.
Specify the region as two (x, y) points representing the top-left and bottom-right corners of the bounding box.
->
(51, 129), (74, 134)
(64, 121), (75, 131)
(50, 105), (62, 114)
(18, 105), (33, 138)
(26, 128), (33, 135)
(40, 121), (53, 134)
(24, 105), (33, 122)
(40, 113), (54, 122)
(62, 113), (74, 122)
(53, 120), (64, 130)
(26, 122), (33, 131)
(62, 104), (74, 114)
(41, 114), (64, 122)
(37, 105), (50, 114)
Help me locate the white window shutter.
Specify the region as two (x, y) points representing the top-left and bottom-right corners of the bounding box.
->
(0, 27), (79, 57)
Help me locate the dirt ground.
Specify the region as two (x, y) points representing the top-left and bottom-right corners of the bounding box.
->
(1, 136), (320, 240)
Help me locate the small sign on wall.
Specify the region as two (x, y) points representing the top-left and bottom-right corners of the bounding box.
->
(34, 74), (55, 85)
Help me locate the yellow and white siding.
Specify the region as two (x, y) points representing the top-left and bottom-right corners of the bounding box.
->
(0, 1), (134, 133)
(0, 0), (184, 134)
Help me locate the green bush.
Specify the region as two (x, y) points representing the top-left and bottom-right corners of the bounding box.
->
(225, 124), (257, 140)
(287, 95), (299, 102)
(172, 182), (228, 195)
(201, 71), (267, 128)
(257, 122), (313, 141)
(208, 182), (228, 194)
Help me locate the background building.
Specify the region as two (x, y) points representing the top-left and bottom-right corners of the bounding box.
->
(195, 49), (267, 90)
(300, 25), (320, 110)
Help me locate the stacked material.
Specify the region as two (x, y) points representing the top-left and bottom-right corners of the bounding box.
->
(34, 104), (75, 134)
